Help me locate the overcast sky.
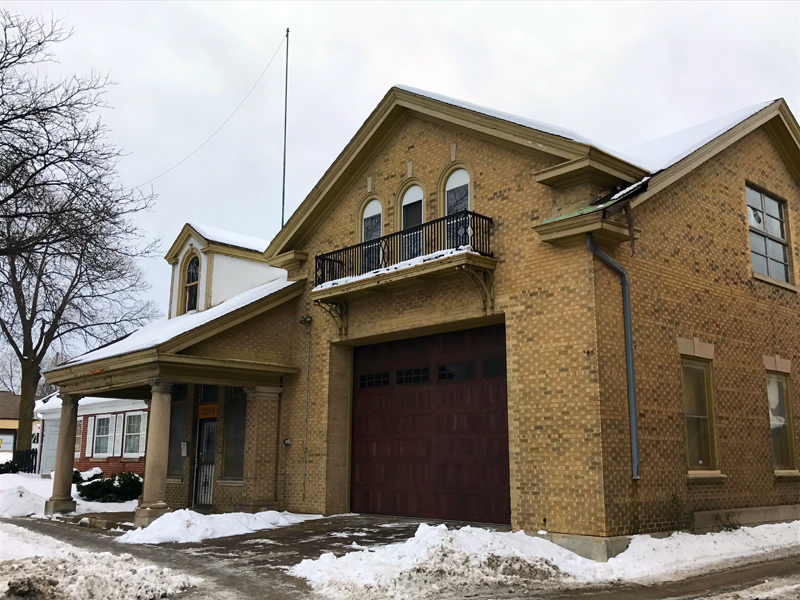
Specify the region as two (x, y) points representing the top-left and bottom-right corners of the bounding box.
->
(6, 1), (800, 317)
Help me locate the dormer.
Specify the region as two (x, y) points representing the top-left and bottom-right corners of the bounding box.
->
(164, 223), (287, 319)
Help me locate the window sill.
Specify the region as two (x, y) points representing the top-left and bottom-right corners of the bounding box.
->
(89, 457), (108, 463)
(121, 456), (142, 461)
(216, 478), (243, 486)
(686, 470), (727, 482)
(753, 271), (797, 292)
(774, 470), (800, 479)
(166, 477), (183, 485)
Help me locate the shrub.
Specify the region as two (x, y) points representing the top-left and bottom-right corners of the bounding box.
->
(0, 461), (20, 474)
(72, 467), (103, 484)
(76, 471), (142, 502)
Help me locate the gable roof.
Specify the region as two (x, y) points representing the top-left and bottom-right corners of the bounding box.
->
(0, 391), (20, 420)
(265, 85), (648, 258)
(165, 222), (271, 264)
(57, 275), (298, 369)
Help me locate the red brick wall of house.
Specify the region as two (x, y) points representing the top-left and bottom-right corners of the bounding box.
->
(75, 411), (148, 477)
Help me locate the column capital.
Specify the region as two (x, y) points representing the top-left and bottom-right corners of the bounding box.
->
(150, 382), (172, 395)
(243, 386), (283, 402)
(59, 392), (81, 406)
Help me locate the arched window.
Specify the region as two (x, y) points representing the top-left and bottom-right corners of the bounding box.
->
(362, 199), (382, 242)
(401, 186), (424, 260)
(185, 255), (199, 313)
(362, 199), (382, 271)
(445, 169), (470, 215)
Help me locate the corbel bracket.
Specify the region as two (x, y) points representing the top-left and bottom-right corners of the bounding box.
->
(458, 265), (495, 315)
(314, 300), (348, 338)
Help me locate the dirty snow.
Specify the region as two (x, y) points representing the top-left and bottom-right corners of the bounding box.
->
(0, 522), (197, 598)
(117, 508), (322, 544)
(61, 275), (292, 367)
(313, 247), (476, 291)
(291, 520), (800, 599)
(0, 473), (137, 517)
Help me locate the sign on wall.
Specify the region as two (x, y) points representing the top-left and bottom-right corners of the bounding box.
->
(198, 404), (218, 419)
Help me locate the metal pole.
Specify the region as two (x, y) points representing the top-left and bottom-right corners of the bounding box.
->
(281, 28), (289, 228)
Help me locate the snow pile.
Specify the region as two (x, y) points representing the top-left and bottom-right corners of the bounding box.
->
(314, 247), (476, 291)
(189, 222), (271, 253)
(78, 467), (103, 481)
(0, 522), (198, 598)
(0, 473), (138, 515)
(291, 521), (800, 599)
(118, 508), (322, 544)
(0, 486), (48, 518)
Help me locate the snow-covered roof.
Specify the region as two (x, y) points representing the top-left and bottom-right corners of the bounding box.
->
(60, 275), (294, 368)
(189, 222), (271, 253)
(396, 85), (602, 148)
(35, 394), (147, 418)
(620, 101), (777, 172)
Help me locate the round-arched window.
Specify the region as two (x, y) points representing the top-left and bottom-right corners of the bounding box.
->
(402, 185), (423, 230)
(185, 255), (199, 312)
(445, 169), (470, 215)
(362, 199), (382, 242)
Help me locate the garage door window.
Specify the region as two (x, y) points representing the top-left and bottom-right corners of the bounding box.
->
(438, 361), (476, 381)
(397, 367), (429, 385)
(482, 357), (507, 378)
(359, 372), (390, 388)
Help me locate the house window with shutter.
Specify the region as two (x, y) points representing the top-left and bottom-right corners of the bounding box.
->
(123, 412), (148, 458)
(93, 415), (113, 458)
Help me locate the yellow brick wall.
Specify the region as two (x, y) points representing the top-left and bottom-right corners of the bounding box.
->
(595, 127), (800, 535)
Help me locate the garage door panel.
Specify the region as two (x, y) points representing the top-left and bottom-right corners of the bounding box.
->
(352, 324), (510, 524)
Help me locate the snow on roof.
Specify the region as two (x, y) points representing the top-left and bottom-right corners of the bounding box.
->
(620, 101), (776, 172)
(60, 274), (293, 368)
(395, 85), (602, 148)
(35, 394), (146, 417)
(189, 222), (271, 253)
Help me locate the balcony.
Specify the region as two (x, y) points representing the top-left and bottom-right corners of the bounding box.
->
(312, 211), (495, 301)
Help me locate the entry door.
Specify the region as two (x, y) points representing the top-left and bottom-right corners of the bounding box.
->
(194, 419), (216, 507)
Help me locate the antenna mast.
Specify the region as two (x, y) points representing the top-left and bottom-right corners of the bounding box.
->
(281, 27), (289, 228)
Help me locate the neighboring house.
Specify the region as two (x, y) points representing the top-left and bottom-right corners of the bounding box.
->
(43, 86), (800, 558)
(0, 391), (21, 456)
(36, 395), (148, 476)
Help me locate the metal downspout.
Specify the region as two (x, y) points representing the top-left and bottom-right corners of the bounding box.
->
(586, 233), (640, 480)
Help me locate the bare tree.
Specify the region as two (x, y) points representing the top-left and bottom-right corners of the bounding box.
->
(0, 11), (159, 450)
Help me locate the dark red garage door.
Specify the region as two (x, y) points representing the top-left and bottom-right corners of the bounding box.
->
(351, 324), (510, 524)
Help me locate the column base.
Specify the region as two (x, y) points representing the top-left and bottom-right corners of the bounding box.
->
(44, 499), (76, 516)
(133, 506), (171, 528)
(237, 499), (278, 514)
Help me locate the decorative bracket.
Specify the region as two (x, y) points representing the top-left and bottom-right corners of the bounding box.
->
(314, 300), (348, 338)
(459, 266), (495, 315)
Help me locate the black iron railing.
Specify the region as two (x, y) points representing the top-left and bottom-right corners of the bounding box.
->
(315, 210), (493, 287)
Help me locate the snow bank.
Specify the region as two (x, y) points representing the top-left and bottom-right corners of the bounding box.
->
(290, 520), (800, 599)
(118, 508), (322, 544)
(79, 467), (103, 481)
(0, 522), (197, 598)
(0, 473), (137, 516)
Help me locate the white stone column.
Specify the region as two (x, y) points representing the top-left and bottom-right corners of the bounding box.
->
(134, 382), (172, 527)
(44, 393), (80, 515)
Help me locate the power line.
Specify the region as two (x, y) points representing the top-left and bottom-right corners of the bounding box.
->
(132, 34), (287, 190)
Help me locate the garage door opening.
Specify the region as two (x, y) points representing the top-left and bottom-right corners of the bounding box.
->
(351, 324), (510, 524)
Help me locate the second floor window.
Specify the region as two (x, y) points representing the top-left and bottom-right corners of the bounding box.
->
(445, 169), (470, 215)
(185, 256), (199, 312)
(747, 186), (789, 283)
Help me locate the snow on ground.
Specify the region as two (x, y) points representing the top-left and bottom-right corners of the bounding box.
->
(290, 521), (800, 600)
(0, 521), (197, 598)
(0, 451), (12, 464)
(0, 473), (137, 517)
(118, 508), (323, 544)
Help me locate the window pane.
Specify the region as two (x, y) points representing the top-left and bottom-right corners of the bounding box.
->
(94, 435), (108, 455)
(746, 187), (762, 209)
(224, 389), (247, 479)
(438, 361), (476, 381)
(686, 416), (713, 469)
(681, 364), (708, 417)
(96, 418), (109, 437)
(767, 375), (793, 470)
(482, 357), (507, 378)
(767, 239), (787, 262)
(403, 201), (422, 229)
(750, 231), (766, 255)
(769, 260), (789, 282)
(186, 285), (197, 311)
(751, 252), (769, 276)
(363, 214), (382, 242)
(186, 257), (199, 284)
(748, 207), (764, 230)
(126, 414), (142, 436)
(74, 420), (83, 454)
(766, 216), (784, 239)
(446, 184), (470, 215)
(124, 432), (139, 454)
(764, 196), (782, 218)
(167, 400), (187, 477)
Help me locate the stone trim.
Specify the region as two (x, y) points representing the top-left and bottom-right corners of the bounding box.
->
(753, 271), (798, 292)
(763, 354), (792, 373)
(677, 337), (715, 360)
(686, 470), (727, 482)
(774, 470), (800, 479)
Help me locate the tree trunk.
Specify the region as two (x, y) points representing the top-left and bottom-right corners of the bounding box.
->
(16, 364), (40, 451)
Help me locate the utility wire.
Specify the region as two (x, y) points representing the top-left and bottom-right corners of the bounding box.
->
(132, 34), (287, 190)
